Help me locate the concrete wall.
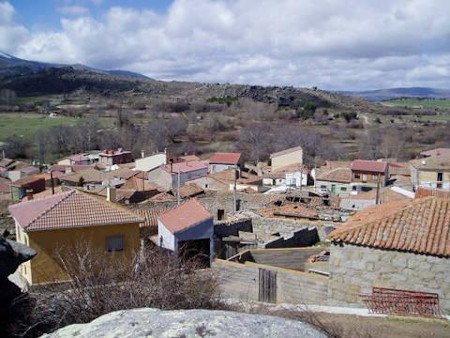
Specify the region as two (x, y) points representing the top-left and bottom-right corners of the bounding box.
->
(213, 259), (329, 305)
(135, 153), (166, 172)
(158, 219), (175, 251)
(210, 163), (234, 173)
(340, 198), (374, 211)
(418, 170), (450, 189)
(271, 148), (303, 172)
(315, 180), (351, 196)
(328, 244), (450, 314)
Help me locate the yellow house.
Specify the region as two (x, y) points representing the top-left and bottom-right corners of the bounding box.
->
(8, 189), (143, 285)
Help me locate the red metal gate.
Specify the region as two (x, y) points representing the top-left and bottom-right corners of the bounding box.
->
(361, 287), (442, 318)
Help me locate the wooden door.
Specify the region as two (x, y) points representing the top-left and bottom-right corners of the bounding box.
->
(258, 268), (277, 303)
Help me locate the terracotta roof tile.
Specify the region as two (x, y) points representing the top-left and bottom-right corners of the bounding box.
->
(158, 198), (212, 234)
(164, 161), (208, 174)
(328, 197), (450, 257)
(209, 152), (241, 165)
(316, 167), (352, 183)
(12, 176), (45, 187)
(410, 154), (450, 170)
(8, 190), (144, 232)
(351, 160), (388, 173)
(178, 183), (204, 198)
(130, 205), (171, 227)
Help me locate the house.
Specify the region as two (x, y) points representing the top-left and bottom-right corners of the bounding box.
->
(7, 165), (40, 182)
(328, 197), (450, 315)
(419, 147), (450, 158)
(263, 164), (309, 187)
(147, 161), (209, 191)
(209, 153), (242, 173)
(410, 154), (450, 190)
(269, 146), (303, 172)
(157, 199), (214, 266)
(99, 148), (133, 166)
(8, 189), (143, 285)
(191, 169), (262, 192)
(135, 152), (167, 172)
(315, 167), (352, 195)
(350, 160), (389, 192)
(10, 176), (46, 201)
(58, 153), (91, 166)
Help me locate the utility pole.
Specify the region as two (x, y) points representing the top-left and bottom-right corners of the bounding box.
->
(50, 170), (55, 195)
(233, 166), (237, 212)
(176, 167), (181, 206)
(375, 173), (381, 204)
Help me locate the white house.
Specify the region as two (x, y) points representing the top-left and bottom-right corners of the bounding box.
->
(157, 199), (214, 266)
(209, 152), (242, 173)
(263, 164), (309, 187)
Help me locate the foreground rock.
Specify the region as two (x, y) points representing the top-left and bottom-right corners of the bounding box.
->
(42, 308), (326, 338)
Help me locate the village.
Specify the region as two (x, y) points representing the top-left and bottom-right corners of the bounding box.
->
(1, 143), (449, 324)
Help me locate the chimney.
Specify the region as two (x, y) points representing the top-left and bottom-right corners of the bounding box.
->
(26, 189), (34, 201)
(106, 186), (116, 202)
(141, 150), (145, 158)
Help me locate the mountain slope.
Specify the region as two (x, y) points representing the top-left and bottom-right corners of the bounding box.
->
(339, 87), (450, 101)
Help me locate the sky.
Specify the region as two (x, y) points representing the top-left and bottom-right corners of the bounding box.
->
(1, 0), (450, 90)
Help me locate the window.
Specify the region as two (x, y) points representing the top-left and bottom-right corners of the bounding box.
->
(362, 174), (368, 182)
(217, 209), (225, 221)
(355, 173), (360, 179)
(320, 185), (327, 189)
(107, 235), (124, 252)
(340, 187), (347, 192)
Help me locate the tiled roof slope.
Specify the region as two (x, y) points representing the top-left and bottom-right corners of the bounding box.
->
(328, 197), (450, 257)
(8, 190), (144, 232)
(209, 152), (241, 165)
(410, 154), (450, 170)
(420, 148), (450, 157)
(351, 160), (388, 173)
(316, 167), (352, 183)
(158, 198), (212, 234)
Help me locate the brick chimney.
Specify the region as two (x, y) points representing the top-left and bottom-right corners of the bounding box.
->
(106, 186), (116, 202)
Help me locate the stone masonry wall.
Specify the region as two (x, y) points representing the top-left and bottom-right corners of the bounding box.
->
(328, 244), (450, 314)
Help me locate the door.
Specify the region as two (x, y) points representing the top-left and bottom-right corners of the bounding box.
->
(437, 172), (443, 188)
(331, 184), (336, 194)
(258, 268), (277, 303)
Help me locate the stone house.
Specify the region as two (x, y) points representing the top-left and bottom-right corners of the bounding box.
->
(8, 189), (143, 285)
(269, 146), (303, 172)
(99, 148), (133, 166)
(410, 154), (450, 190)
(10, 176), (46, 201)
(148, 161), (209, 191)
(157, 198), (214, 266)
(209, 153), (242, 173)
(350, 159), (389, 192)
(328, 196), (450, 315)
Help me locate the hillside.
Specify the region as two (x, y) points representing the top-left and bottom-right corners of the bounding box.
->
(340, 87), (450, 101)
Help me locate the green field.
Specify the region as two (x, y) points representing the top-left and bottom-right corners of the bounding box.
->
(386, 98), (450, 108)
(0, 113), (80, 141)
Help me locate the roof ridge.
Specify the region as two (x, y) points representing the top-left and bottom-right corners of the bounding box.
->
(24, 190), (75, 230)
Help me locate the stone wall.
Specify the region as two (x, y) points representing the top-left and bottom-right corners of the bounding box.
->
(328, 244), (450, 314)
(213, 259), (329, 305)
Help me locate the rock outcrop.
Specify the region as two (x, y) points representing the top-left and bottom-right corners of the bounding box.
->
(42, 308), (326, 338)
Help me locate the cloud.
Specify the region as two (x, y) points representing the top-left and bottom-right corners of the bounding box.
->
(57, 5), (90, 16)
(1, 0), (450, 90)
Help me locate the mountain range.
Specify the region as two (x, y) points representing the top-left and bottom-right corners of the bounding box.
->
(1, 52), (449, 102)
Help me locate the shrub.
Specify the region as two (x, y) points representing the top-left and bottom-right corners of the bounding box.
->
(11, 245), (218, 337)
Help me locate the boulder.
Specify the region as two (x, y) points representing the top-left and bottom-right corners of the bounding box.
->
(42, 308), (326, 337)
(0, 236), (36, 279)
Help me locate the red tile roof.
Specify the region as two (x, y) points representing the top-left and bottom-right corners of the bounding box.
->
(8, 190), (144, 232)
(12, 176), (45, 187)
(351, 160), (388, 173)
(164, 161), (208, 174)
(316, 167), (352, 183)
(328, 197), (450, 257)
(158, 198), (212, 234)
(209, 152), (241, 165)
